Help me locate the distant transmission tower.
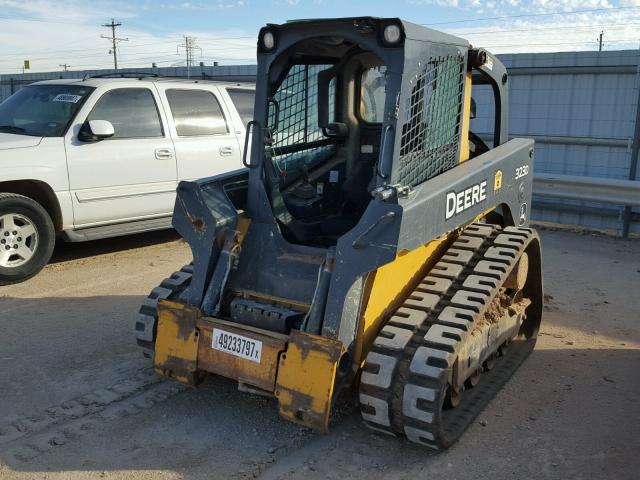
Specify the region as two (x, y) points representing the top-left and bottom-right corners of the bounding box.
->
(177, 35), (202, 79)
(101, 19), (128, 70)
(598, 30), (604, 52)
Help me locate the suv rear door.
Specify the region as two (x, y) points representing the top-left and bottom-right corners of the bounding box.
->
(65, 83), (177, 227)
(156, 84), (244, 181)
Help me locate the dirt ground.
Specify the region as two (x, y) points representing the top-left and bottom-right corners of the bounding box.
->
(0, 227), (638, 480)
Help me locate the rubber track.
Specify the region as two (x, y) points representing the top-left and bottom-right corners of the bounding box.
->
(135, 264), (193, 350)
(359, 223), (539, 449)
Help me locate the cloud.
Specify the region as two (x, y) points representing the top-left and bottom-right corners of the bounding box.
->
(446, 5), (640, 53)
(408, 0), (460, 5)
(0, 1), (256, 73)
(2, 0), (640, 73)
(531, 0), (612, 12)
(0, 0), (139, 22)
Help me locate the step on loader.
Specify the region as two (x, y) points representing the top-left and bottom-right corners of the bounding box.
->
(136, 17), (543, 449)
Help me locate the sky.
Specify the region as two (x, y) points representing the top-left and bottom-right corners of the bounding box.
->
(1, 0), (640, 74)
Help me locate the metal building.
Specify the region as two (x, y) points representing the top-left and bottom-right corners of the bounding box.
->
(472, 50), (640, 235)
(1, 50), (639, 234)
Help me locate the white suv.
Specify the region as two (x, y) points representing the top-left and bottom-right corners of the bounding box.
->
(0, 76), (254, 284)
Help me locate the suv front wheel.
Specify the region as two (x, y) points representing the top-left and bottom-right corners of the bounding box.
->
(0, 193), (56, 285)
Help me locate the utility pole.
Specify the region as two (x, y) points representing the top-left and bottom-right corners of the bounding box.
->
(598, 30), (604, 52)
(101, 19), (128, 70)
(177, 35), (202, 79)
(59, 64), (71, 72)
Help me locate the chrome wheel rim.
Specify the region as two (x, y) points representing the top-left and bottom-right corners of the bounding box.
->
(0, 213), (39, 268)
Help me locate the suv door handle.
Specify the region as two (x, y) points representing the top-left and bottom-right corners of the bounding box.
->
(155, 148), (174, 160)
(219, 146), (234, 156)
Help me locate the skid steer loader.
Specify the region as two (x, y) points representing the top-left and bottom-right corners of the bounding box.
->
(136, 17), (543, 449)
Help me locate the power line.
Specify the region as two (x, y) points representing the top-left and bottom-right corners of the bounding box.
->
(2, 44), (253, 65)
(101, 19), (128, 70)
(59, 64), (71, 72)
(1, 35), (255, 59)
(422, 5), (640, 26)
(481, 38), (636, 49)
(450, 21), (640, 37)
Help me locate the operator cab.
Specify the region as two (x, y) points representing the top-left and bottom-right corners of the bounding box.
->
(261, 35), (388, 247)
(258, 27), (492, 248)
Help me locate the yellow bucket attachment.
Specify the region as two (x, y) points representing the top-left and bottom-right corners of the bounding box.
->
(275, 330), (343, 432)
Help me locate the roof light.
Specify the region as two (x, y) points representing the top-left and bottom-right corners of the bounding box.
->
(262, 31), (275, 50)
(383, 24), (402, 45)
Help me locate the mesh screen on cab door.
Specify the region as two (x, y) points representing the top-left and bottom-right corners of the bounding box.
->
(269, 64), (336, 177)
(398, 55), (465, 188)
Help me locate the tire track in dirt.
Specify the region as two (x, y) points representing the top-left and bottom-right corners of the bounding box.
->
(0, 367), (186, 463)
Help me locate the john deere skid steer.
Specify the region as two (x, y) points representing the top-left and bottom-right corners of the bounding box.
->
(136, 17), (543, 449)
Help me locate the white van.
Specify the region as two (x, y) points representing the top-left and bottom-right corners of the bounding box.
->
(0, 75), (255, 284)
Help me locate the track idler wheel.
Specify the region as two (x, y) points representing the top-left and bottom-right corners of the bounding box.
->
(465, 369), (482, 388)
(483, 354), (497, 371)
(445, 385), (463, 409)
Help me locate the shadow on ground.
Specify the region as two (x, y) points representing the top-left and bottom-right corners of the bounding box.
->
(50, 229), (181, 264)
(0, 292), (637, 480)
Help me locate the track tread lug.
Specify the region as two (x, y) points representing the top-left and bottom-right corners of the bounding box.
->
(474, 260), (508, 279)
(360, 394), (391, 427)
(430, 261), (464, 280)
(465, 223), (497, 238)
(437, 307), (475, 331)
(418, 276), (452, 294)
(403, 291), (440, 312)
(409, 347), (454, 380)
(388, 308), (429, 329)
(484, 246), (518, 264)
(403, 383), (437, 424)
(442, 248), (475, 265)
(450, 290), (488, 313)
(374, 326), (413, 351)
(452, 235), (485, 251)
(462, 275), (500, 294)
(424, 324), (465, 352)
(361, 352), (398, 389)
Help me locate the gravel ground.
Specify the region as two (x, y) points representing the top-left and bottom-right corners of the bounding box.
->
(0, 228), (638, 480)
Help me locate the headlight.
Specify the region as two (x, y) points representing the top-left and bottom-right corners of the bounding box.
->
(262, 31), (275, 50)
(383, 24), (402, 45)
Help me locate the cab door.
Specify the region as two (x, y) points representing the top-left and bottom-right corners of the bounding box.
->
(65, 84), (177, 227)
(156, 85), (244, 181)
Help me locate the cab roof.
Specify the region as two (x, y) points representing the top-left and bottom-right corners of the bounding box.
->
(272, 16), (468, 47)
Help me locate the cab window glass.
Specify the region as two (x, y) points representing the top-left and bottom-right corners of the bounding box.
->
(88, 88), (163, 138)
(268, 64), (336, 177)
(166, 89), (228, 136)
(360, 67), (387, 123)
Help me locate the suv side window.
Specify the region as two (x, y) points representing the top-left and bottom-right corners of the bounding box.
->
(226, 88), (255, 127)
(87, 88), (163, 138)
(166, 89), (228, 136)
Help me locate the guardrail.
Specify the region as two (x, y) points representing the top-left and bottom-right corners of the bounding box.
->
(533, 173), (640, 207)
(532, 173), (640, 236)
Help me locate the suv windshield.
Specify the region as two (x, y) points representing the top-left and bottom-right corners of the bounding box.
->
(0, 84), (94, 137)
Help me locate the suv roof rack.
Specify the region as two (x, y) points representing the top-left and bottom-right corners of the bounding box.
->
(82, 72), (163, 81)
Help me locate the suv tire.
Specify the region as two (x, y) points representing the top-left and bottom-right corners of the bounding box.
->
(0, 193), (56, 285)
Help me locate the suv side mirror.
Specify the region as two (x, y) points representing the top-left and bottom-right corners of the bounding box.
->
(78, 120), (115, 142)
